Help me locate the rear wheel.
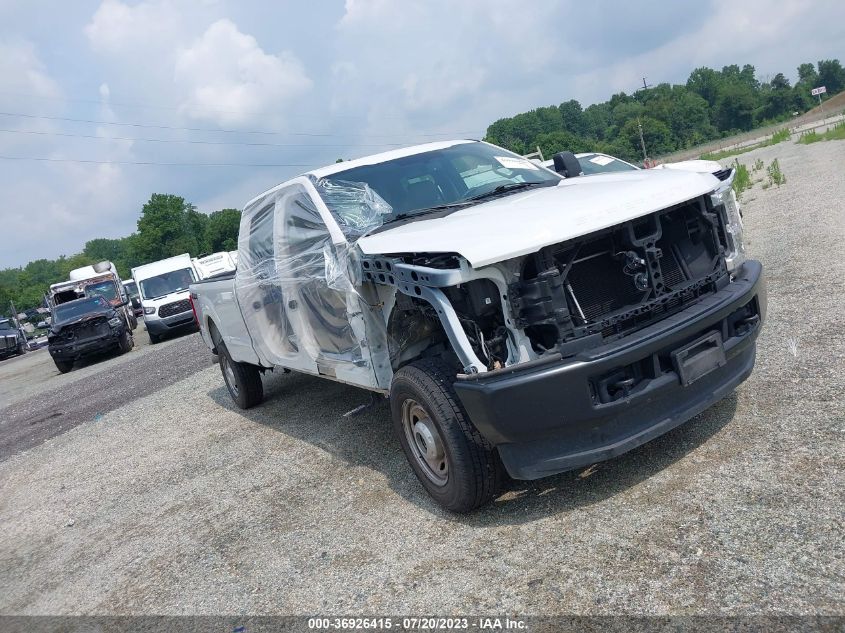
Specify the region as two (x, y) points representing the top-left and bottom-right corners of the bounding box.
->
(54, 358), (73, 373)
(118, 330), (134, 354)
(390, 358), (504, 512)
(218, 341), (264, 409)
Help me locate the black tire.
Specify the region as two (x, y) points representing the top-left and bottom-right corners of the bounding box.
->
(54, 358), (73, 373)
(118, 330), (134, 354)
(17, 342), (26, 355)
(390, 357), (504, 512)
(218, 341), (263, 409)
(128, 313), (138, 331)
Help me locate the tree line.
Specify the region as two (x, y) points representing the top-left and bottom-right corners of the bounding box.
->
(1, 194), (241, 314)
(484, 59), (845, 163)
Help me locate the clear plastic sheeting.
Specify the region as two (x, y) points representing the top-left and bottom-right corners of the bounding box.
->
(313, 177), (392, 239)
(234, 179), (379, 387)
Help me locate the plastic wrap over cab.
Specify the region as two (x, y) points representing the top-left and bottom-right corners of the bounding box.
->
(234, 177), (393, 388)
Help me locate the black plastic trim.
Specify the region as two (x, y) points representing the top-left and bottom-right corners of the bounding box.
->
(453, 260), (765, 480)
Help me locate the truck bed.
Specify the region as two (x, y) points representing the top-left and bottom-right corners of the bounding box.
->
(190, 274), (262, 367)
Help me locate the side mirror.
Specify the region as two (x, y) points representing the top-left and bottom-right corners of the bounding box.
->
(552, 151), (583, 178)
(130, 297), (141, 309)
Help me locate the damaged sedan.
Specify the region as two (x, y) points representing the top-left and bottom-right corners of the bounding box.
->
(191, 140), (765, 512)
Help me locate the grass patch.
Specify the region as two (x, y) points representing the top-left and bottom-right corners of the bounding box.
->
(798, 121), (845, 144)
(732, 160), (751, 200)
(766, 158), (786, 187)
(701, 128), (791, 161)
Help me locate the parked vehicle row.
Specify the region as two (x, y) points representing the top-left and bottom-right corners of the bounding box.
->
(30, 252), (237, 373)
(192, 139), (764, 512)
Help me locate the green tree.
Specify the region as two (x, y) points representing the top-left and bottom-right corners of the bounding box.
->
(797, 62), (818, 84)
(534, 131), (591, 160)
(715, 81), (757, 131)
(817, 59), (845, 94)
(134, 194), (205, 263)
(687, 67), (721, 106)
(760, 73), (793, 120)
(205, 209), (242, 252)
(618, 116), (674, 161)
(558, 99), (586, 136)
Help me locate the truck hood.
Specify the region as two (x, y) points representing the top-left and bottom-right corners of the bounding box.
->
(356, 169), (720, 268)
(50, 308), (114, 334)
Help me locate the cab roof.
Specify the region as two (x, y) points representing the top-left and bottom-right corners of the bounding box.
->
(244, 140), (476, 209)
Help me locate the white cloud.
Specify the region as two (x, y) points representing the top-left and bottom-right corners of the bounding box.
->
(174, 19), (312, 126)
(0, 37), (62, 110)
(84, 0), (182, 55)
(84, 2), (312, 128)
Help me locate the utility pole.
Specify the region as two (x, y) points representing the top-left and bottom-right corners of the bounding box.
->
(9, 300), (25, 340)
(642, 77), (650, 91)
(637, 117), (648, 166)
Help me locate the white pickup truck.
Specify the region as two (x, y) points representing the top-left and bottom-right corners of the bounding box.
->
(191, 139), (765, 512)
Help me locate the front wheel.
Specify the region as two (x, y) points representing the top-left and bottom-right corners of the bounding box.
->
(118, 331), (134, 354)
(390, 358), (503, 512)
(218, 341), (264, 409)
(54, 358), (73, 373)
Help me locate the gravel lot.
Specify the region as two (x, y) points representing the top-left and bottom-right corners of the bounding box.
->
(0, 139), (843, 615)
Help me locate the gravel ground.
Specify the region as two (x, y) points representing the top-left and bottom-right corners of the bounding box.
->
(0, 320), (196, 409)
(0, 329), (211, 462)
(0, 140), (843, 615)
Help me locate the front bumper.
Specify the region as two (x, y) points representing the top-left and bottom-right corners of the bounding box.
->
(49, 328), (124, 360)
(453, 260), (765, 480)
(145, 311), (196, 336)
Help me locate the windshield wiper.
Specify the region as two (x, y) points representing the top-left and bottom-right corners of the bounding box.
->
(462, 181), (549, 203)
(380, 203), (468, 226)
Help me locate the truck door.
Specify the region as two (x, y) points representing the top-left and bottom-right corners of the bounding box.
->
(236, 183), (369, 382)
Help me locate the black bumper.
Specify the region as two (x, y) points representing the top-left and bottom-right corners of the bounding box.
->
(49, 330), (123, 361)
(453, 260), (766, 480)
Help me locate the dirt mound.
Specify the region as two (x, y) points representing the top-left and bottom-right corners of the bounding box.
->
(799, 89), (845, 120)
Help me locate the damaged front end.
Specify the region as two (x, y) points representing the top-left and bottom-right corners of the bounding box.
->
(359, 174), (764, 480)
(365, 176), (752, 378)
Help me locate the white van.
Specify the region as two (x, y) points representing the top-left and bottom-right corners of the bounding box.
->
(191, 251), (237, 280)
(131, 254), (199, 343)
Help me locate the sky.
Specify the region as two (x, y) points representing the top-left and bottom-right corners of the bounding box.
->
(1, 0), (843, 268)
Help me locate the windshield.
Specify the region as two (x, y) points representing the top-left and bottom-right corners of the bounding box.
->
(317, 142), (561, 231)
(0, 320), (12, 331)
(53, 297), (108, 323)
(85, 280), (120, 304)
(139, 268), (196, 300)
(577, 153), (639, 175)
(123, 281), (139, 299)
